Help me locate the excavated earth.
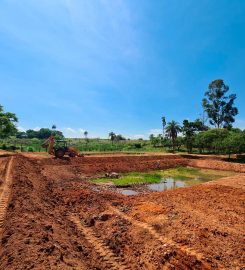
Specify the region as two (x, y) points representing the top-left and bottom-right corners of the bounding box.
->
(0, 153), (244, 270)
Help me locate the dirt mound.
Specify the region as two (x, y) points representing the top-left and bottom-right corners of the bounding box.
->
(0, 154), (244, 269)
(40, 155), (188, 181)
(188, 159), (245, 173)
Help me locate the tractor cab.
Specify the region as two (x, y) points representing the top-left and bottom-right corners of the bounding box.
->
(54, 140), (68, 150)
(54, 140), (69, 158)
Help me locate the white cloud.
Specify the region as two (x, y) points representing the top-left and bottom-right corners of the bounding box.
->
(33, 127), (41, 131)
(131, 134), (145, 139)
(61, 127), (86, 138)
(65, 127), (76, 133)
(17, 126), (26, 132)
(148, 129), (162, 136)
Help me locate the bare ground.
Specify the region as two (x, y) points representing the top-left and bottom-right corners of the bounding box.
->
(0, 153), (244, 270)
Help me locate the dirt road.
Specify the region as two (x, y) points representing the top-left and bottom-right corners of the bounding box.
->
(0, 153), (244, 269)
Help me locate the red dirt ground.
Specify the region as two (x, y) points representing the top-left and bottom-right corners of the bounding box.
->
(0, 153), (244, 270)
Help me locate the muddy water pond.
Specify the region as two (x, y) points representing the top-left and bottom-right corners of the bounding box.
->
(117, 176), (208, 195)
(93, 167), (235, 196)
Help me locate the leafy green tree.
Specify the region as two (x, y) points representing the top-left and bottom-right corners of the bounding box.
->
(52, 130), (64, 140)
(26, 129), (38, 138)
(0, 105), (18, 138)
(165, 121), (182, 152)
(16, 131), (27, 139)
(109, 132), (116, 143)
(175, 137), (184, 151)
(202, 79), (238, 128)
(182, 119), (208, 153)
(149, 134), (154, 145)
(26, 128), (64, 139)
(222, 130), (245, 158)
(162, 137), (172, 150)
(195, 128), (229, 153)
(149, 134), (160, 147)
(38, 128), (52, 139)
(115, 134), (126, 141)
(149, 134), (154, 141)
(157, 134), (164, 146)
(194, 133), (206, 154)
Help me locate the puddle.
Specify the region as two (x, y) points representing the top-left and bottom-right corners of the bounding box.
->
(118, 189), (139, 196)
(116, 177), (211, 195)
(147, 178), (186, 191)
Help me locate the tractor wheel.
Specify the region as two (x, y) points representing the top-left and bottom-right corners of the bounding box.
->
(69, 152), (76, 158)
(55, 148), (65, 158)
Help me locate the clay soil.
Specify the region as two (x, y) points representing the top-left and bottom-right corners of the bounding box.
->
(0, 153), (244, 270)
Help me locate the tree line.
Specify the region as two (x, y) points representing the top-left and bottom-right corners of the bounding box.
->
(149, 79), (244, 156)
(16, 128), (64, 140)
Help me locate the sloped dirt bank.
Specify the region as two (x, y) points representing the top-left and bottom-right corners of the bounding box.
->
(187, 159), (245, 173)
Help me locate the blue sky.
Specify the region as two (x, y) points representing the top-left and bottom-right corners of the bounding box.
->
(0, 0), (244, 138)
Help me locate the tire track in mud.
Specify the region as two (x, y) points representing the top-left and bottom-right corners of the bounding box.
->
(0, 157), (13, 232)
(70, 215), (132, 270)
(109, 206), (225, 270)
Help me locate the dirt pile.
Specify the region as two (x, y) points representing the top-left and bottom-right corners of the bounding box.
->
(187, 158), (245, 173)
(40, 154), (188, 173)
(0, 153), (244, 269)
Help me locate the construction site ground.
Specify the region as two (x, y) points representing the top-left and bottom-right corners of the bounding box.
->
(0, 152), (244, 270)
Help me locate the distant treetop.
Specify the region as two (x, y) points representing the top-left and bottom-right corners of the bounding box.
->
(202, 79), (238, 129)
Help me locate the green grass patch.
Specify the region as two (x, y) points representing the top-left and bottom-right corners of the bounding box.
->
(93, 172), (162, 186)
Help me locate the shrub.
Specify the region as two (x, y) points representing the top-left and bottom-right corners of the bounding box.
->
(1, 144), (7, 150)
(9, 145), (19, 151)
(134, 143), (142, 149)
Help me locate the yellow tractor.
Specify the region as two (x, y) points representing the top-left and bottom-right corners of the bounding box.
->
(42, 136), (83, 158)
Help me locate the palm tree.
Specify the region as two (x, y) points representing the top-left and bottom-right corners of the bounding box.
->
(165, 121), (182, 152)
(84, 131), (88, 143)
(161, 116), (166, 137)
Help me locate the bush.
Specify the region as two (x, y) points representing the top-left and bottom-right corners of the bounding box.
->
(1, 144), (7, 150)
(9, 145), (19, 151)
(27, 147), (34, 152)
(133, 143), (142, 149)
(195, 128), (245, 156)
(222, 132), (245, 158)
